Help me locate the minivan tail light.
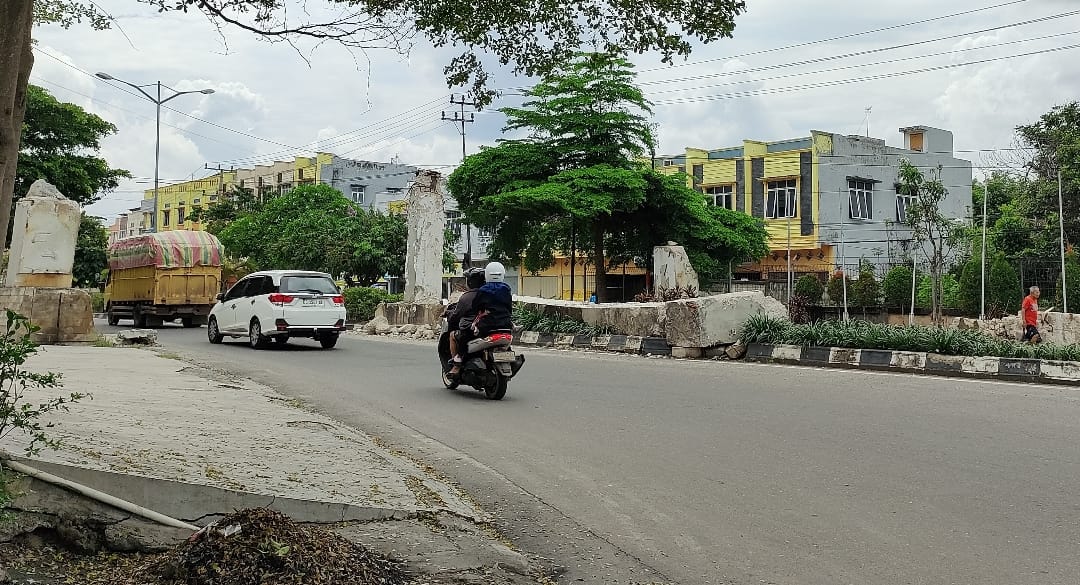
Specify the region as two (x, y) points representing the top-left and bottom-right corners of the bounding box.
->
(268, 293), (293, 305)
(332, 295), (344, 306)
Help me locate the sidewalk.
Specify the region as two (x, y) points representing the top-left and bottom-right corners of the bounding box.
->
(2, 345), (537, 583)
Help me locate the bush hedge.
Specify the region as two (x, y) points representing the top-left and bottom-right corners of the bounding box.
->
(343, 287), (402, 322)
(512, 304), (620, 336)
(740, 314), (1080, 361)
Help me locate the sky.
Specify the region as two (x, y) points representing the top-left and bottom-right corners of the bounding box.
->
(27, 0), (1080, 220)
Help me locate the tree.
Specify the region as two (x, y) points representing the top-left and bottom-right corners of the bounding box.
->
(851, 260), (881, 311)
(448, 52), (768, 301)
(188, 187), (263, 235)
(73, 214), (107, 288)
(826, 271), (852, 307)
(16, 85), (130, 207)
(882, 265), (915, 313)
(1015, 102), (1080, 249)
(897, 160), (964, 326)
(794, 274), (824, 304)
(958, 244), (1021, 318)
(4, 1), (750, 246)
(216, 183), (407, 286)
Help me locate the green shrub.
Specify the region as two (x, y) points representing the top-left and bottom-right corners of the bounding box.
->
(826, 272), (853, 305)
(1056, 257), (1080, 312)
(90, 291), (105, 313)
(959, 249), (1022, 317)
(882, 265), (915, 310)
(794, 275), (824, 304)
(851, 261), (881, 308)
(343, 287), (402, 322)
(738, 314), (1080, 361)
(916, 274), (961, 309)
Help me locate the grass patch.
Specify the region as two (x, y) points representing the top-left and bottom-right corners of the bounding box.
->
(740, 314), (1080, 361)
(91, 334), (116, 347)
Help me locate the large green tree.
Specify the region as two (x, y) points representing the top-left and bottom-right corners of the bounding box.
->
(448, 52), (768, 301)
(1016, 102), (1080, 249)
(3, 0), (749, 249)
(216, 183), (407, 286)
(16, 85), (130, 207)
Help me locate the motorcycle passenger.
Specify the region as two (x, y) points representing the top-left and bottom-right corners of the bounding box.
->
(472, 261), (514, 336)
(447, 268), (486, 377)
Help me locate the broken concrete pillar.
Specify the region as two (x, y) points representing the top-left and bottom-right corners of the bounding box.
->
(653, 242), (699, 295)
(403, 171), (445, 304)
(5, 180), (80, 288)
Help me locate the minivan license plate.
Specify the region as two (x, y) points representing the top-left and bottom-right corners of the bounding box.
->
(303, 299), (322, 306)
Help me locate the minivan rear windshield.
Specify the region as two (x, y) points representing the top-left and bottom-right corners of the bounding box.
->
(280, 275), (339, 295)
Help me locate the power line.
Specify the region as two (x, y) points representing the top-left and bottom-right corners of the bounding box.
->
(638, 9), (1078, 88)
(639, 0), (1033, 73)
(643, 30), (1080, 97)
(650, 42), (1080, 106)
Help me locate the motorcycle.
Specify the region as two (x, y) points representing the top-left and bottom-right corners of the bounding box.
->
(437, 302), (525, 400)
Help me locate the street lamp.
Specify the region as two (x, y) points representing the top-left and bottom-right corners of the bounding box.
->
(95, 72), (214, 232)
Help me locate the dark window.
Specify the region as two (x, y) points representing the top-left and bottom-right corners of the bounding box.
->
(280, 275), (339, 294)
(848, 179), (873, 220)
(704, 185), (734, 209)
(766, 179), (798, 218)
(161, 210), (170, 227)
(177, 207), (186, 224)
(224, 278), (252, 301)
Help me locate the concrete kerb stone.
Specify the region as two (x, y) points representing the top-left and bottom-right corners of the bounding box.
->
(7, 458), (409, 527)
(513, 330), (676, 357)
(744, 343), (1080, 386)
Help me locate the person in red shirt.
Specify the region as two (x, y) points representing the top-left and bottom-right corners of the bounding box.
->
(1021, 286), (1042, 343)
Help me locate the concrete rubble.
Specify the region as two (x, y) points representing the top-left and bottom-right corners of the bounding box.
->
(0, 346), (537, 583)
(114, 328), (158, 346)
(953, 311), (1080, 345)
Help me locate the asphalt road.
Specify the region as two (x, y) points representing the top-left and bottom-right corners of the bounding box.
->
(103, 322), (1080, 585)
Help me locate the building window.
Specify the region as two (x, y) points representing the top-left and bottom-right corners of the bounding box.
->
(477, 228), (493, 244)
(210, 195), (218, 202)
(386, 187), (403, 194)
(896, 190), (918, 223)
(277, 172), (283, 183)
(177, 207), (186, 224)
(848, 179), (873, 220)
(193, 198), (201, 205)
(279, 183), (292, 196)
(162, 210), (170, 227)
(704, 184), (734, 209)
(445, 210), (463, 240)
(663, 160), (676, 167)
(350, 185), (366, 204)
(164, 203), (171, 208)
(766, 179), (798, 218)
(332, 169), (341, 181)
(298, 168), (304, 180)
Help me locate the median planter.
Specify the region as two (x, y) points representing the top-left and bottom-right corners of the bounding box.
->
(744, 343), (1080, 386)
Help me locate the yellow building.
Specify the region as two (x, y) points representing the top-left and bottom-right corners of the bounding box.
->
(146, 171), (236, 233)
(656, 132), (836, 281)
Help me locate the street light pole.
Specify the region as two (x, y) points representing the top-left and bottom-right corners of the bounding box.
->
(95, 73), (214, 232)
(1060, 169), (1068, 314)
(980, 181), (988, 320)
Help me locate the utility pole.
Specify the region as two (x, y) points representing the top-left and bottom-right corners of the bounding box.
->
(980, 181), (988, 320)
(204, 164), (234, 199)
(838, 187), (850, 321)
(442, 95), (476, 268)
(1059, 169), (1068, 313)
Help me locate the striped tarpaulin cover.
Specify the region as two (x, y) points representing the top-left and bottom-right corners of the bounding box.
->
(107, 230), (225, 270)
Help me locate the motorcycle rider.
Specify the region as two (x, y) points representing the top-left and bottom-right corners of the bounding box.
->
(447, 267), (486, 377)
(449, 262), (514, 378)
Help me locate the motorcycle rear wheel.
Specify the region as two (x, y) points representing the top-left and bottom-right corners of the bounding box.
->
(484, 371), (508, 400)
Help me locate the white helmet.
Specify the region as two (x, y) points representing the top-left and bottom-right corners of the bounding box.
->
(484, 261), (506, 283)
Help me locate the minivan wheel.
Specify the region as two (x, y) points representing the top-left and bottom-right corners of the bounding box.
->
(207, 317), (224, 344)
(249, 319), (270, 349)
(319, 333), (339, 349)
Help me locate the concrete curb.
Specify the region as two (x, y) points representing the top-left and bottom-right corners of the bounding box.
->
(513, 330), (673, 356)
(745, 343), (1080, 386)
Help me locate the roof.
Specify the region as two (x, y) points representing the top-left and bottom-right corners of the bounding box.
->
(245, 270), (334, 279)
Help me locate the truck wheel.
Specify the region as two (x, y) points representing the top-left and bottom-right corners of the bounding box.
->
(106, 304), (120, 326)
(133, 306), (147, 328)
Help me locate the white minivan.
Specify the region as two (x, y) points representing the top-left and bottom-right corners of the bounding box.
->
(208, 270), (347, 349)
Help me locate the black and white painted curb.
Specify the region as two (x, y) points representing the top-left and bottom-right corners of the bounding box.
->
(512, 331), (674, 356)
(745, 343), (1080, 385)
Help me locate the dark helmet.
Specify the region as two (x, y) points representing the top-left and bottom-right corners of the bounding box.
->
(464, 267), (486, 289)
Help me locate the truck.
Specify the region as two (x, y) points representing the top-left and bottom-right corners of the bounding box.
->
(104, 230), (225, 328)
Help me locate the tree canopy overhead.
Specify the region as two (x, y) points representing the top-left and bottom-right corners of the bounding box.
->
(137, 0), (748, 105)
(448, 52), (768, 301)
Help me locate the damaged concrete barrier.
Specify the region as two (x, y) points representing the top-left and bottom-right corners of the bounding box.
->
(664, 291), (788, 349)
